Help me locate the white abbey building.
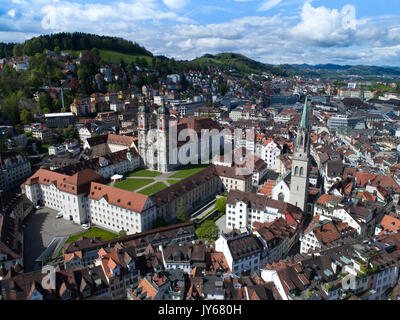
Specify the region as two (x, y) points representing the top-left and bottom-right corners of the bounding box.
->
(22, 168), (157, 235)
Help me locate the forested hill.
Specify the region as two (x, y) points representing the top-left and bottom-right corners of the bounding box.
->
(279, 63), (400, 79)
(191, 53), (289, 77)
(0, 32), (153, 58)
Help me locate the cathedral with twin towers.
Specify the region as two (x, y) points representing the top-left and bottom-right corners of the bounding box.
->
(138, 97), (311, 214)
(137, 99), (225, 174)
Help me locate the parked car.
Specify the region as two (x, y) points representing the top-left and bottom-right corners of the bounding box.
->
(35, 205), (41, 210)
(82, 224), (90, 230)
(56, 213), (63, 219)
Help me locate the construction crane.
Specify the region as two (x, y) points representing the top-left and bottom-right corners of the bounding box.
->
(34, 86), (72, 111)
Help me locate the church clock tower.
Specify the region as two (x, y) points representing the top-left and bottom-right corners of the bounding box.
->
(290, 97), (310, 213)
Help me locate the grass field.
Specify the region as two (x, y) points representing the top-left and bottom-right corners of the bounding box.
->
(138, 182), (168, 195)
(63, 49), (153, 65)
(169, 164), (209, 179)
(99, 49), (153, 65)
(128, 169), (162, 177)
(113, 178), (154, 191)
(65, 227), (117, 244)
(167, 179), (180, 185)
(57, 227), (118, 257)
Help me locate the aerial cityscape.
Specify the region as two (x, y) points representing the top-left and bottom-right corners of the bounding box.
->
(1, 0), (400, 303)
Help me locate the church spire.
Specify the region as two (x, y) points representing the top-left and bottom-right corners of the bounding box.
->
(299, 96), (308, 130)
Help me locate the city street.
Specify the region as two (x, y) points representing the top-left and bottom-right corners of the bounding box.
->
(23, 207), (83, 272)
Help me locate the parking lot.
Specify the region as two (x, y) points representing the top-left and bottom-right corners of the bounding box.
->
(23, 207), (84, 272)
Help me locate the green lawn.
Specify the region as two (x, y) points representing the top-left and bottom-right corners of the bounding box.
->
(113, 178), (155, 191)
(65, 227), (118, 244)
(169, 164), (209, 179)
(99, 49), (153, 65)
(128, 169), (162, 177)
(57, 227), (118, 258)
(63, 49), (153, 65)
(167, 179), (180, 185)
(138, 182), (168, 195)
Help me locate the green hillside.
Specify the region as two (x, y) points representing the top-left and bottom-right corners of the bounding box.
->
(64, 48), (153, 65)
(191, 53), (289, 77)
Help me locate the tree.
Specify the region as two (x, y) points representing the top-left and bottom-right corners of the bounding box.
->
(13, 44), (24, 57)
(20, 108), (34, 124)
(119, 230), (127, 237)
(63, 124), (75, 139)
(176, 199), (188, 223)
(1, 92), (21, 125)
(196, 220), (219, 240)
(37, 92), (51, 112)
(14, 124), (23, 134)
(215, 197), (226, 214)
(152, 216), (167, 229)
(0, 134), (9, 153)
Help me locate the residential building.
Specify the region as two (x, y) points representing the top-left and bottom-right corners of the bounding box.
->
(0, 152), (32, 191)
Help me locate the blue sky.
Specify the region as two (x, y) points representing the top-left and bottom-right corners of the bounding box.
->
(1, 0), (400, 66)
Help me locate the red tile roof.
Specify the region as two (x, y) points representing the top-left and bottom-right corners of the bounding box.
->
(88, 182), (150, 213)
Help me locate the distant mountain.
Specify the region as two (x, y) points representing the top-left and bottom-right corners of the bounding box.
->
(279, 63), (400, 79)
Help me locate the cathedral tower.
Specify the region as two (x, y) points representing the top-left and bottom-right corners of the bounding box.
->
(290, 97), (310, 213)
(157, 99), (170, 173)
(138, 100), (150, 167)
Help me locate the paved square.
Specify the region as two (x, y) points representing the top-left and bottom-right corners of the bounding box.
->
(23, 207), (84, 272)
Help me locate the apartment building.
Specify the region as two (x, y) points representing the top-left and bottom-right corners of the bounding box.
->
(256, 139), (281, 171)
(0, 215), (23, 270)
(215, 229), (263, 276)
(300, 215), (357, 254)
(225, 190), (302, 231)
(0, 152), (32, 191)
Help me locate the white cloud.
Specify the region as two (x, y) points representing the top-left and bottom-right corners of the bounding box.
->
(162, 0), (189, 10)
(8, 9), (16, 17)
(258, 0), (283, 12)
(289, 3), (357, 47)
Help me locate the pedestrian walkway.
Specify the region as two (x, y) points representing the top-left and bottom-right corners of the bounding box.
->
(125, 170), (183, 192)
